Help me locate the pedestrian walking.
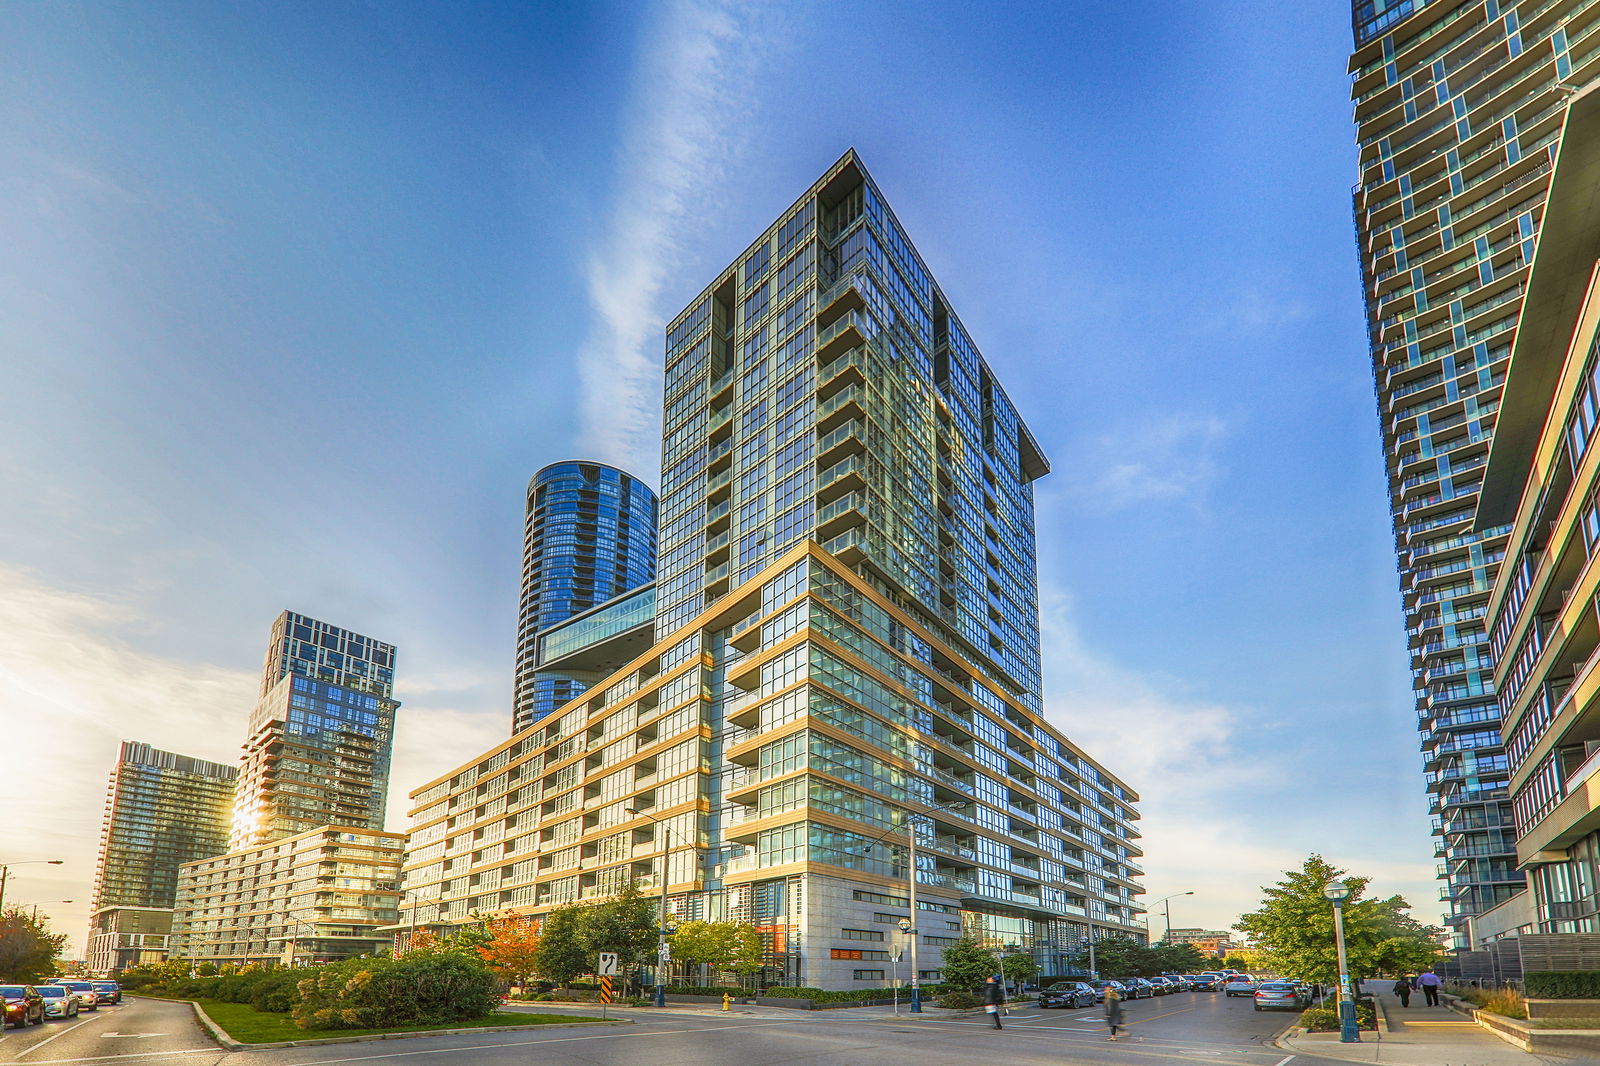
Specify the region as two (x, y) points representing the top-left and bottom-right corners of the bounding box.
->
(1416, 968), (1442, 1006)
(983, 974), (1004, 1029)
(1104, 985), (1125, 1040)
(1392, 975), (1412, 1008)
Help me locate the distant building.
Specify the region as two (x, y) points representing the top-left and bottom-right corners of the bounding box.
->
(1165, 928), (1236, 956)
(171, 826), (403, 967)
(400, 152), (1144, 989)
(230, 611), (399, 849)
(168, 611), (403, 968)
(513, 461), (658, 732)
(85, 742), (237, 974)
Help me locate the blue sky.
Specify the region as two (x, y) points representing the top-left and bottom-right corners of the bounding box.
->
(0, 0), (1424, 950)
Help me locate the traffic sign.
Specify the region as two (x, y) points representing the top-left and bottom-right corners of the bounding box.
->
(598, 951), (619, 977)
(599, 976), (614, 1003)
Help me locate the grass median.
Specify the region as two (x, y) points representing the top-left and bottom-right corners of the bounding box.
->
(185, 999), (608, 1044)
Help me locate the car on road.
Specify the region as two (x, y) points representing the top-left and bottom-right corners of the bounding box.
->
(1254, 982), (1308, 1011)
(90, 980), (122, 1004)
(1038, 980), (1098, 1008)
(1122, 978), (1156, 999)
(1223, 975), (1258, 997)
(48, 981), (101, 1010)
(1, 986), (44, 1028)
(1146, 976), (1176, 995)
(1188, 975), (1221, 990)
(33, 985), (80, 1019)
(1086, 979), (1126, 1002)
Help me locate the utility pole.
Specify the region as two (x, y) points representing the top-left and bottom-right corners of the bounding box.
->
(626, 807), (676, 1007)
(0, 860), (64, 913)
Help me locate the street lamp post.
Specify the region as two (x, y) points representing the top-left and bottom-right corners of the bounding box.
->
(1323, 881), (1360, 1044)
(1151, 891), (1194, 943)
(861, 799), (964, 1014)
(626, 808), (678, 1007)
(0, 860), (65, 912)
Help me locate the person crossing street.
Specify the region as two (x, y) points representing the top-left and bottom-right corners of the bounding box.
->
(983, 974), (1005, 1029)
(1104, 984), (1125, 1040)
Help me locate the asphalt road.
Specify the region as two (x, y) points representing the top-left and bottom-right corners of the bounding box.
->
(0, 988), (1349, 1066)
(0, 995), (217, 1064)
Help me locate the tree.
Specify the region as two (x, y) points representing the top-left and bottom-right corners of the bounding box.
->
(726, 923), (766, 976)
(1234, 854), (1444, 985)
(477, 916), (542, 986)
(1149, 942), (1209, 974)
(1001, 952), (1039, 994)
(577, 883), (659, 966)
(0, 908), (68, 982)
(530, 905), (589, 987)
(1070, 934), (1146, 979)
(939, 937), (1000, 993)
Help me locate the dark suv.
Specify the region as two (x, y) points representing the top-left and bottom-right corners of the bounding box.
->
(1038, 981), (1097, 1008)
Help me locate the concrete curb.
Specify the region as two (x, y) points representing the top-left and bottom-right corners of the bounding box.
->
(185, 999), (627, 1051)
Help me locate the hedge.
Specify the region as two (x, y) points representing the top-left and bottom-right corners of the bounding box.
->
(1298, 1001), (1377, 1032)
(763, 986), (903, 1003)
(1524, 972), (1600, 999)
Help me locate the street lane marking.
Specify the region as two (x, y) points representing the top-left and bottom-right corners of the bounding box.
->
(14, 1014), (106, 1059)
(252, 1020), (813, 1065)
(23, 1052), (216, 1065)
(1126, 1006), (1197, 1025)
(1271, 1056), (1294, 1066)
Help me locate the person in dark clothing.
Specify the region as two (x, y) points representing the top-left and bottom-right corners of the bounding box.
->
(983, 975), (1004, 1029)
(1416, 968), (1442, 1006)
(1104, 985), (1125, 1040)
(1393, 976), (1412, 1007)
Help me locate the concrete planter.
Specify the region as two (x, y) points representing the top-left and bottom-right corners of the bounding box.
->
(1524, 997), (1600, 1023)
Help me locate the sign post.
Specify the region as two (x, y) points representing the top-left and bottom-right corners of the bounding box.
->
(598, 953), (618, 1019)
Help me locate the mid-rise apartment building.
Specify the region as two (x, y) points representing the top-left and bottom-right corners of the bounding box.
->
(402, 152), (1144, 988)
(230, 611), (399, 849)
(86, 742), (237, 973)
(513, 461), (658, 733)
(171, 826), (404, 966)
(1476, 85), (1600, 937)
(1349, 0), (1600, 946)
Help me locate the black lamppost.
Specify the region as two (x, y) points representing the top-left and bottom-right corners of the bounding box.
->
(0, 860), (65, 911)
(626, 807), (681, 1007)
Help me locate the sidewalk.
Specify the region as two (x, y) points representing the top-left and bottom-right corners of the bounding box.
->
(1277, 986), (1568, 1065)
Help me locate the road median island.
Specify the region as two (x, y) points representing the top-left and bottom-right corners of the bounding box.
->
(182, 998), (622, 1050)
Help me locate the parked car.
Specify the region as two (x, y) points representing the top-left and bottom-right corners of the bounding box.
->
(1146, 976), (1175, 995)
(1039, 980), (1098, 1008)
(89, 980), (122, 1005)
(1223, 975), (1258, 997)
(1122, 978), (1155, 999)
(1254, 982), (1307, 1011)
(49, 981), (100, 1010)
(1188, 975), (1221, 991)
(1086, 979), (1126, 1002)
(0, 986), (44, 1028)
(33, 985), (79, 1019)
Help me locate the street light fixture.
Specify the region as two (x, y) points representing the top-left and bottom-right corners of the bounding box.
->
(1151, 891), (1195, 943)
(1322, 881), (1360, 1044)
(626, 807), (681, 1007)
(0, 860), (65, 912)
(859, 798), (965, 1014)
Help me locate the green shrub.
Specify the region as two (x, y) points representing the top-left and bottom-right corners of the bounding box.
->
(292, 954), (499, 1031)
(761, 986), (890, 1003)
(249, 970), (304, 1013)
(1525, 971), (1600, 999)
(1298, 1001), (1377, 1032)
(663, 985), (746, 996)
(936, 989), (981, 1009)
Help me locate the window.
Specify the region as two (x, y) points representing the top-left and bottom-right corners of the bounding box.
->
(840, 928), (884, 941)
(853, 969), (885, 980)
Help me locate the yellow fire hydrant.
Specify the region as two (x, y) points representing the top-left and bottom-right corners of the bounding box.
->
(722, 992), (732, 1012)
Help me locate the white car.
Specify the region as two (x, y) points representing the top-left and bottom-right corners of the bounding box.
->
(1223, 976), (1258, 997)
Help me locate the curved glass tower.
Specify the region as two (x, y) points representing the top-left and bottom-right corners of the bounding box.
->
(1349, 0), (1600, 948)
(513, 461), (658, 732)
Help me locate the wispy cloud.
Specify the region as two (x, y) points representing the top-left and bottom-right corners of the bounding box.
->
(1058, 412), (1229, 511)
(1038, 583), (1436, 931)
(575, 0), (773, 478)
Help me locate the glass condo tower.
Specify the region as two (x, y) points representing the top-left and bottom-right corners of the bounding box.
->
(403, 151), (1144, 988)
(1348, 0), (1600, 946)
